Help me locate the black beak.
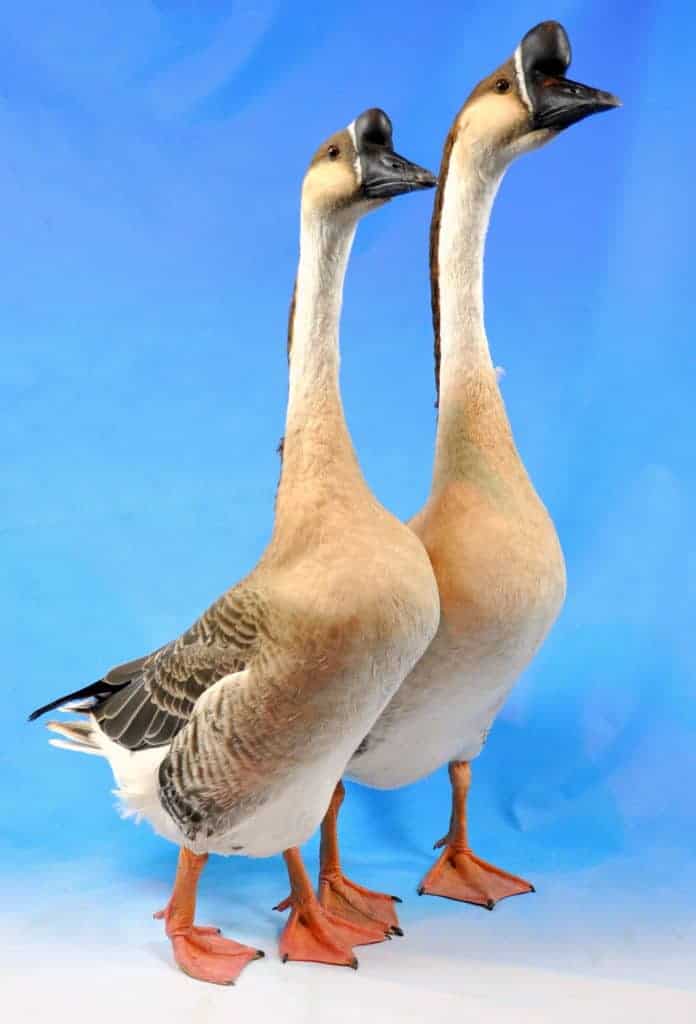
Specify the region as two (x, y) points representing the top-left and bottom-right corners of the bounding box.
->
(361, 148), (437, 200)
(351, 108), (436, 201)
(533, 75), (621, 131)
(519, 21), (621, 133)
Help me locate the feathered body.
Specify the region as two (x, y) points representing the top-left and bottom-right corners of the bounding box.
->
(51, 524), (435, 857)
(33, 111), (439, 870)
(348, 42), (574, 790)
(316, 24), (617, 928)
(349, 403), (566, 789)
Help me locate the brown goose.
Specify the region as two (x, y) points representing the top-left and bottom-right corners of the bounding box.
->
(315, 24), (620, 932)
(30, 108), (439, 982)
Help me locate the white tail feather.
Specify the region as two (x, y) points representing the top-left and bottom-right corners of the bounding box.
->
(48, 719), (98, 745)
(49, 737), (104, 756)
(45, 716), (184, 848)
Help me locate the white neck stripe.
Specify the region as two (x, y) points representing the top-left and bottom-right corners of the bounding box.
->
(346, 120), (362, 185)
(514, 46), (533, 114)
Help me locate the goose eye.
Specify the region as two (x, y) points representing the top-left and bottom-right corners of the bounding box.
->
(327, 145), (340, 159)
(494, 78), (511, 93)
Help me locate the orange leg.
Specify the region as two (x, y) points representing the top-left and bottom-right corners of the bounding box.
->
(418, 761), (535, 909)
(154, 847), (263, 985)
(318, 781), (402, 935)
(276, 846), (388, 968)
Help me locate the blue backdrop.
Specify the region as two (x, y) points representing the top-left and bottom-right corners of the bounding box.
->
(3, 0), (694, 1010)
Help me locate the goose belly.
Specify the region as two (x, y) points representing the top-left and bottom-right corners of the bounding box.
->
(225, 641), (437, 857)
(100, 641), (432, 858)
(99, 725), (349, 859)
(205, 760), (343, 858)
(346, 613), (551, 790)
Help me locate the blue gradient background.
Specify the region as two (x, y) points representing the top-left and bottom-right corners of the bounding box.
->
(3, 1), (695, 1018)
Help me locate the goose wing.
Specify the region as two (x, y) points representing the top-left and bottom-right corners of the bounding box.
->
(94, 641), (244, 750)
(31, 586), (268, 752)
(98, 585), (268, 749)
(157, 668), (254, 843)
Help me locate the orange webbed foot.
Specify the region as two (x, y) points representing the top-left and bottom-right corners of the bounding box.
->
(319, 873), (403, 935)
(155, 903), (263, 985)
(275, 892), (389, 968)
(170, 928), (263, 985)
(418, 839), (534, 908)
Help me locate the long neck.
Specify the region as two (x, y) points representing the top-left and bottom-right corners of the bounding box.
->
(431, 139), (517, 488)
(276, 210), (366, 517)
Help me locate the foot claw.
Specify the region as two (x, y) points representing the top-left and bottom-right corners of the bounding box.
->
(318, 873), (402, 936)
(390, 925), (404, 937)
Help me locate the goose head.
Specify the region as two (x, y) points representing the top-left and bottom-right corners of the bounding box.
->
(449, 21), (620, 172)
(302, 107), (436, 221)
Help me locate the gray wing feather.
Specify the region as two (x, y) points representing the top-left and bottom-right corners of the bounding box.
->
(157, 669), (251, 843)
(104, 652), (162, 686)
(95, 587), (265, 752)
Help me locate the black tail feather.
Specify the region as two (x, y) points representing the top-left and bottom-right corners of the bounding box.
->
(28, 679), (127, 723)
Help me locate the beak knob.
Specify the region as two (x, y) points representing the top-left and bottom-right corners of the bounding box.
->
(521, 20), (572, 76)
(519, 21), (621, 131)
(354, 108), (394, 149)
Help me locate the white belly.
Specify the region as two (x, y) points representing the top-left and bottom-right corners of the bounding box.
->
(347, 603), (557, 790)
(98, 725), (360, 858)
(203, 759), (345, 858)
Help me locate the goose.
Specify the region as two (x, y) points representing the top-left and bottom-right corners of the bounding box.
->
(29, 108), (439, 983)
(314, 23), (620, 932)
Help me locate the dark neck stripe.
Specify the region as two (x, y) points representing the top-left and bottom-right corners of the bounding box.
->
(286, 278), (298, 362)
(276, 280), (298, 472)
(429, 126), (457, 410)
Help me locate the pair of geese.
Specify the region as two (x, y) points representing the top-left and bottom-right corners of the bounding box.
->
(31, 22), (619, 985)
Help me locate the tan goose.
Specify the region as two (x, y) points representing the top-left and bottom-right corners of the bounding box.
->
(315, 23), (620, 931)
(29, 108), (439, 982)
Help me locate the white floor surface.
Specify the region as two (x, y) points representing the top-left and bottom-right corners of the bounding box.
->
(4, 855), (695, 1023)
